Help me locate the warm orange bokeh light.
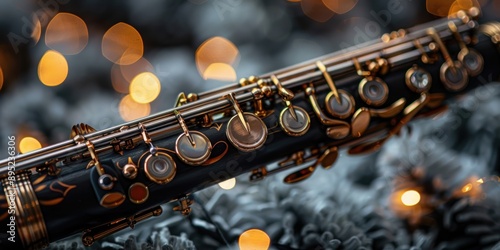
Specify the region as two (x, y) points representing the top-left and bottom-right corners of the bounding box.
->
(19, 137), (42, 154)
(38, 50), (68, 86)
(461, 183), (472, 192)
(45, 13), (88, 55)
(218, 178), (236, 190)
(111, 57), (154, 93)
(196, 36), (239, 80)
(129, 72), (161, 103)
(119, 95), (151, 121)
(202, 63), (237, 81)
(322, 0), (358, 14)
(301, 0), (335, 22)
(238, 229), (270, 250)
(426, 0), (479, 17)
(31, 14), (42, 45)
(401, 190), (421, 206)
(102, 22), (144, 65)
(448, 0), (480, 16)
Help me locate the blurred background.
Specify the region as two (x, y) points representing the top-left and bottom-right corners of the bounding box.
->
(1, 1), (500, 249)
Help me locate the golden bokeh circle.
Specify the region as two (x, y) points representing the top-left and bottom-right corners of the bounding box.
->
(19, 137), (42, 154)
(129, 72), (161, 104)
(38, 50), (69, 87)
(401, 190), (421, 207)
(45, 13), (89, 55)
(196, 36), (239, 80)
(102, 22), (144, 65)
(238, 229), (271, 250)
(202, 63), (237, 81)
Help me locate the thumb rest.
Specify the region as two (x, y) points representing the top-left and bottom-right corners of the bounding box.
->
(1, 7), (500, 249)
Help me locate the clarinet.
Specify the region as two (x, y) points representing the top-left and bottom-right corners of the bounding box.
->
(1, 7), (499, 249)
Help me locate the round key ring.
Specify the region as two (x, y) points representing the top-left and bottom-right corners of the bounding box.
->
(271, 75), (310, 137)
(139, 123), (177, 184)
(225, 92), (268, 152)
(174, 110), (212, 166)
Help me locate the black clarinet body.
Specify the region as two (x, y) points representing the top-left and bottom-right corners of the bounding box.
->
(1, 9), (500, 249)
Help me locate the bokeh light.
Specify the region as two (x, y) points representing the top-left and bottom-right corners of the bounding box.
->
(238, 229), (270, 250)
(322, 0), (358, 14)
(202, 63), (237, 81)
(426, 0), (479, 17)
(456, 176), (485, 200)
(448, 0), (480, 16)
(300, 0), (335, 22)
(102, 22), (144, 65)
(38, 50), (68, 87)
(45, 13), (88, 55)
(129, 72), (161, 103)
(195, 36), (239, 81)
(462, 183), (472, 192)
(119, 95), (151, 121)
(218, 178), (236, 190)
(19, 137), (42, 154)
(31, 14), (42, 45)
(111, 57), (154, 94)
(401, 190), (421, 206)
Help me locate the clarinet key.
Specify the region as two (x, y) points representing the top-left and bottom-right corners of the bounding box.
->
(280, 106), (310, 137)
(368, 98), (406, 118)
(448, 21), (484, 76)
(405, 65), (432, 93)
(326, 124), (350, 139)
(325, 90), (356, 119)
(427, 27), (469, 92)
(226, 113), (267, 152)
(143, 152), (177, 184)
(89, 165), (126, 208)
(358, 77), (389, 106)
(440, 61), (468, 91)
(273, 74), (310, 136)
(351, 108), (371, 137)
(320, 146), (338, 169)
(128, 182), (149, 204)
(176, 131), (212, 165)
(225, 93), (267, 152)
(174, 110), (212, 166)
(122, 157), (138, 179)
